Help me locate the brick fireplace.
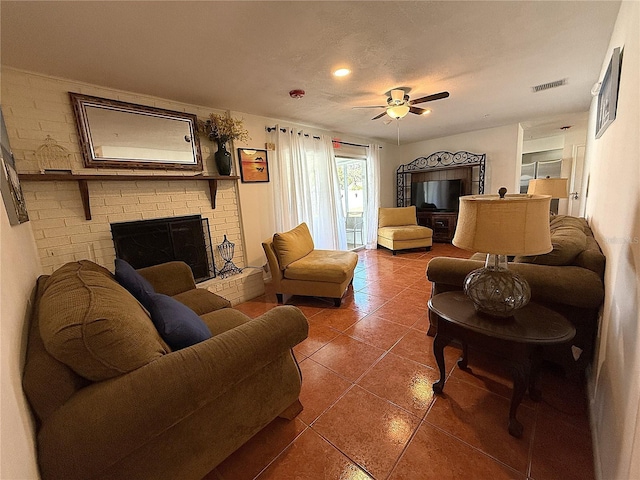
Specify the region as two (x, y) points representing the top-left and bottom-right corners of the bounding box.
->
(4, 68), (264, 305)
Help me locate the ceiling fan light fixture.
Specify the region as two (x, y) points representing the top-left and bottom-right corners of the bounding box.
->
(387, 104), (410, 119)
(333, 68), (351, 77)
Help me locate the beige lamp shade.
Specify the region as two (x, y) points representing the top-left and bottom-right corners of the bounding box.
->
(453, 194), (553, 255)
(527, 178), (569, 198)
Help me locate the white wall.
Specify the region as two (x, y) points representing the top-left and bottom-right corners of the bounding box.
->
(0, 206), (42, 478)
(377, 143), (399, 208)
(230, 112), (277, 268)
(583, 2), (640, 478)
(523, 134), (566, 153)
(398, 123), (522, 196)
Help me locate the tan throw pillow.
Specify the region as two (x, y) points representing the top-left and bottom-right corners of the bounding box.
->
(39, 261), (168, 381)
(378, 206), (417, 227)
(514, 226), (587, 266)
(272, 222), (315, 269)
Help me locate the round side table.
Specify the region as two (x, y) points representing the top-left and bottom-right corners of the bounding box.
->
(428, 291), (575, 438)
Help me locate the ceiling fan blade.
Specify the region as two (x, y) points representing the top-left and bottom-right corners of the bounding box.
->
(409, 91), (450, 105)
(371, 111), (387, 120)
(409, 106), (430, 115)
(352, 105), (387, 109)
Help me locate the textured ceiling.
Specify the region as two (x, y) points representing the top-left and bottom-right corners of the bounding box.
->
(1, 1), (621, 144)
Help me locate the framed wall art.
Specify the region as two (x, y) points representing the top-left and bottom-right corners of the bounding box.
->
(595, 47), (621, 139)
(0, 107), (29, 225)
(238, 148), (269, 183)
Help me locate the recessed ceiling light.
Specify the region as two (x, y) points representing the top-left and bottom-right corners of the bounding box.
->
(333, 68), (351, 77)
(422, 109), (432, 115)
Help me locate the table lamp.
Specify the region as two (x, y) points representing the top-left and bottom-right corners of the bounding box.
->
(527, 177), (568, 215)
(452, 188), (552, 317)
(527, 177), (568, 198)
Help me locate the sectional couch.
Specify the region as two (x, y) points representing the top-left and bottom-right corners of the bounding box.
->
(22, 260), (308, 480)
(426, 215), (606, 375)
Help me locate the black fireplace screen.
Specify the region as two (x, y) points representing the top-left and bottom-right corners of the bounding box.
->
(111, 215), (214, 281)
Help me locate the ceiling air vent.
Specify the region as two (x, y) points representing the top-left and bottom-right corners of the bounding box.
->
(531, 78), (567, 93)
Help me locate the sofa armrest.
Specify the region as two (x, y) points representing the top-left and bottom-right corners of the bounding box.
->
(262, 239), (284, 284)
(426, 257), (604, 309)
(137, 261), (197, 296)
(38, 306), (309, 480)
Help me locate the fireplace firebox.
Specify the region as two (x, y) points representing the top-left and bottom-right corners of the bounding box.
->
(111, 215), (214, 281)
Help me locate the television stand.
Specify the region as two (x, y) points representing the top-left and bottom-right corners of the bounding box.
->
(417, 211), (458, 243)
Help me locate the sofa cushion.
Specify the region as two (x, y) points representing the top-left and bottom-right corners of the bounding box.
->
(200, 308), (252, 336)
(514, 225), (587, 266)
(115, 258), (155, 307)
(378, 225), (433, 241)
(172, 288), (231, 315)
(549, 214), (587, 232)
(378, 206), (417, 227)
(146, 293), (212, 350)
(39, 261), (168, 381)
(284, 250), (358, 283)
(273, 222), (315, 269)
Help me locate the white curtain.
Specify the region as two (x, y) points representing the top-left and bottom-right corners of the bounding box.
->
(365, 144), (381, 249)
(269, 126), (346, 250)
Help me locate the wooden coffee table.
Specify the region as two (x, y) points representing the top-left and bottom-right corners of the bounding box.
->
(428, 291), (575, 438)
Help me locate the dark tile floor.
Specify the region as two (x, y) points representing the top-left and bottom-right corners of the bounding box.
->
(204, 244), (595, 480)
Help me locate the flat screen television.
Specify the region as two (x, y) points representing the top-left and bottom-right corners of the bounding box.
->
(411, 179), (462, 212)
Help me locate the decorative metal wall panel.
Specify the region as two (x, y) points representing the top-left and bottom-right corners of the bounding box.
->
(396, 151), (486, 206)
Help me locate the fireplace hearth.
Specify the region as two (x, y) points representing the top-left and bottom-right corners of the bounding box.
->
(111, 215), (214, 281)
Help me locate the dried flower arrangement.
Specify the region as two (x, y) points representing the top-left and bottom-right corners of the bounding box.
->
(198, 113), (250, 145)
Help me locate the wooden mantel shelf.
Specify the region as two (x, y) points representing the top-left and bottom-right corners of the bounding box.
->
(18, 173), (240, 220)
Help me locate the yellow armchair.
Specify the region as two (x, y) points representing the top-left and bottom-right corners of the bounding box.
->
(262, 223), (358, 306)
(377, 206), (433, 255)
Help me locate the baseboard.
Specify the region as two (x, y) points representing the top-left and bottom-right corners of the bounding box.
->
(586, 363), (603, 480)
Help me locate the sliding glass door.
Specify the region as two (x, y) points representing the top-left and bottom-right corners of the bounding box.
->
(336, 157), (366, 249)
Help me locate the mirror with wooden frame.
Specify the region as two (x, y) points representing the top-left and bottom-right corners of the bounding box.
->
(70, 93), (202, 171)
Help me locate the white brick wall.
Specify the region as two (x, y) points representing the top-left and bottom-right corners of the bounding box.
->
(198, 268), (265, 306)
(2, 68), (248, 281)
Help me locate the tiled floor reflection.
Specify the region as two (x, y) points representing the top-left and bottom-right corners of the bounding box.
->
(204, 244), (595, 480)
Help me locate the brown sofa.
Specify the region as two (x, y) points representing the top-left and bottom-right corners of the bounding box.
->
(22, 260), (308, 480)
(262, 222), (358, 306)
(426, 215), (605, 376)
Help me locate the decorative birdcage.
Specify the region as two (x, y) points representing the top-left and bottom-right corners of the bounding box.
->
(35, 135), (72, 173)
(217, 235), (242, 278)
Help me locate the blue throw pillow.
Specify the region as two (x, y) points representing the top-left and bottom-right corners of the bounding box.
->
(114, 259), (155, 308)
(145, 293), (212, 350)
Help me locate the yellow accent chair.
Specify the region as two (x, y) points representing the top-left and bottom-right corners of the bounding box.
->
(262, 222), (359, 307)
(377, 206), (433, 255)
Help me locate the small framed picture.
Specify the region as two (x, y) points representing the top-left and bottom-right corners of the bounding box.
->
(237, 148), (269, 183)
(595, 47), (621, 139)
(1, 108), (29, 225)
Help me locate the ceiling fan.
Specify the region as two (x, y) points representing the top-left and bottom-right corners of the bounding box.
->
(353, 87), (450, 120)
